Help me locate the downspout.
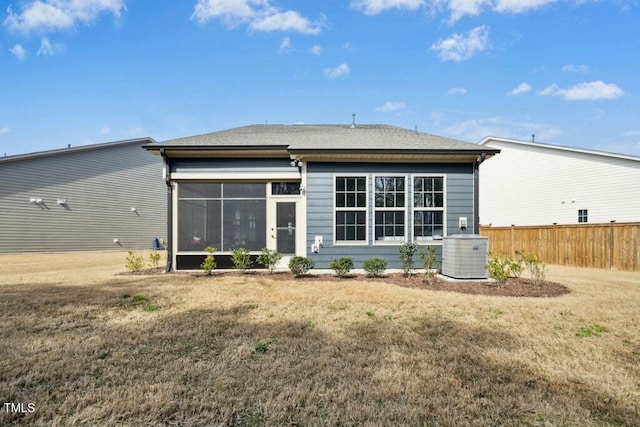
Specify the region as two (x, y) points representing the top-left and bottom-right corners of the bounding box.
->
(473, 153), (487, 235)
(160, 149), (173, 272)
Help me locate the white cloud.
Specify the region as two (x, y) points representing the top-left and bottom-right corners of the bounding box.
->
(0, 126), (11, 136)
(192, 0), (323, 34)
(278, 37), (291, 53)
(562, 64), (589, 73)
(447, 87), (467, 95)
(5, 0), (126, 34)
(506, 82), (531, 96)
(250, 11), (323, 35)
(311, 44), (323, 55)
(324, 63), (350, 79)
(376, 101), (406, 112)
(590, 141), (640, 157)
(622, 130), (640, 137)
(448, 0), (488, 22)
(37, 36), (61, 56)
(350, 0), (425, 15)
(494, 0), (556, 14)
(100, 126), (111, 135)
(444, 116), (561, 143)
(538, 81), (624, 101)
(10, 44), (27, 60)
(431, 25), (489, 62)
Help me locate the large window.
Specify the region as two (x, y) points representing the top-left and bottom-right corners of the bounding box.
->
(335, 176), (367, 242)
(413, 176), (445, 241)
(374, 176), (406, 241)
(178, 182), (266, 251)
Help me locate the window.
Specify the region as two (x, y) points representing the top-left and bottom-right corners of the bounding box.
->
(335, 176), (367, 242)
(578, 209), (588, 223)
(413, 176), (445, 241)
(374, 176), (406, 241)
(272, 182), (300, 195)
(178, 182), (266, 251)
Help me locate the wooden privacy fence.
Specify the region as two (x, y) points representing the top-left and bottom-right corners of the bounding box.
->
(479, 222), (640, 272)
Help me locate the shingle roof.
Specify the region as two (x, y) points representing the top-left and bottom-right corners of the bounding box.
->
(157, 124), (490, 152)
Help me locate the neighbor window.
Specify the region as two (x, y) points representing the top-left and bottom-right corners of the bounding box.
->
(578, 209), (588, 223)
(335, 176), (367, 242)
(374, 176), (406, 242)
(413, 176), (445, 241)
(178, 182), (266, 251)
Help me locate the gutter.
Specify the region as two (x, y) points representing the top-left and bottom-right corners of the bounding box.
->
(160, 149), (173, 272)
(473, 153), (487, 234)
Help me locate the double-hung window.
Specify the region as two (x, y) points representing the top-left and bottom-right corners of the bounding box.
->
(413, 176), (445, 241)
(374, 176), (406, 242)
(335, 176), (367, 243)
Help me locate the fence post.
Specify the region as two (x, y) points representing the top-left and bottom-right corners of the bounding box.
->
(609, 220), (615, 270)
(510, 225), (515, 256)
(552, 223), (558, 265)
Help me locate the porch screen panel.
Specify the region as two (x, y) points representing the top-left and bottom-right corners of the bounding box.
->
(178, 182), (266, 252)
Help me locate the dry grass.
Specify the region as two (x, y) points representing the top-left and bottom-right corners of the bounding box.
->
(1, 251), (639, 426)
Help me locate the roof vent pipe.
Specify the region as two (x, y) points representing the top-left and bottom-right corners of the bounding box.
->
(351, 113), (356, 129)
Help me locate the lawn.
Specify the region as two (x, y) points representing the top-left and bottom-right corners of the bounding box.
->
(1, 251), (639, 426)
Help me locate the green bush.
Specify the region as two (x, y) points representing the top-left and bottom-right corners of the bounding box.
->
(486, 254), (511, 283)
(363, 258), (387, 277)
(125, 251), (144, 272)
(200, 246), (217, 276)
(517, 251), (547, 283)
(231, 247), (252, 272)
(420, 245), (438, 284)
(289, 256), (315, 277)
(256, 248), (283, 274)
(399, 242), (419, 277)
(329, 257), (354, 277)
(148, 250), (161, 269)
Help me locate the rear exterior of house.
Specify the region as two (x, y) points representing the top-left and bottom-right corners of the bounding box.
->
(145, 124), (498, 271)
(478, 137), (640, 226)
(0, 139), (167, 253)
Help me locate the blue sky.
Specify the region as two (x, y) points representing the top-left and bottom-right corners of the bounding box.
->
(2, 0), (639, 156)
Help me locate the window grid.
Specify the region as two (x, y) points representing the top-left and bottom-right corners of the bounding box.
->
(413, 176), (445, 241)
(335, 176), (367, 243)
(578, 209), (588, 223)
(374, 176), (406, 242)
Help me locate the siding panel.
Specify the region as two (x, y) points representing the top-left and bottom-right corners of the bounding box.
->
(0, 142), (166, 253)
(305, 162), (474, 268)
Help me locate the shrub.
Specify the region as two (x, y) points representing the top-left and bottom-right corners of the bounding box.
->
(363, 258), (387, 277)
(517, 251), (547, 283)
(149, 250), (161, 269)
(486, 254), (511, 283)
(329, 257), (354, 277)
(125, 251), (144, 272)
(231, 247), (252, 272)
(399, 242), (419, 277)
(420, 245), (438, 284)
(200, 246), (217, 276)
(289, 256), (315, 277)
(256, 248), (283, 274)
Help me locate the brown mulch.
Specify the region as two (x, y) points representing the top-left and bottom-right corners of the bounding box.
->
(122, 268), (570, 298)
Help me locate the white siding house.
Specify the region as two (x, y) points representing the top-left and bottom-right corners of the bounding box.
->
(478, 137), (640, 226)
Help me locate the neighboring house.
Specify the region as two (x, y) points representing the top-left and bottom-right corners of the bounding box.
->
(144, 124), (498, 271)
(0, 138), (167, 253)
(478, 136), (640, 226)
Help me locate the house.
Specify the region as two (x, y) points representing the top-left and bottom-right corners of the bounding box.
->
(144, 124), (499, 271)
(0, 138), (167, 253)
(478, 136), (640, 227)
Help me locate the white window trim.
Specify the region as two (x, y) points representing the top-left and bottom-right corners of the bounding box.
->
(411, 174), (447, 245)
(372, 174), (409, 246)
(333, 173), (369, 246)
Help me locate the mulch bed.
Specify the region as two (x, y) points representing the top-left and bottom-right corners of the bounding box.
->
(122, 269), (570, 298)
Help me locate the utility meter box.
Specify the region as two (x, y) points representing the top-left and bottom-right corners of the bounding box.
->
(442, 234), (489, 279)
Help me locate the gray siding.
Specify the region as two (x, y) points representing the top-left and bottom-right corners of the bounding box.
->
(305, 162), (474, 269)
(0, 142), (166, 253)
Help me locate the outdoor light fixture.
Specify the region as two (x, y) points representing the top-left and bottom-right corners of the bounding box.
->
(57, 198), (67, 206)
(131, 207), (137, 213)
(290, 159), (303, 168)
(113, 238), (120, 244)
(29, 197), (39, 204)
